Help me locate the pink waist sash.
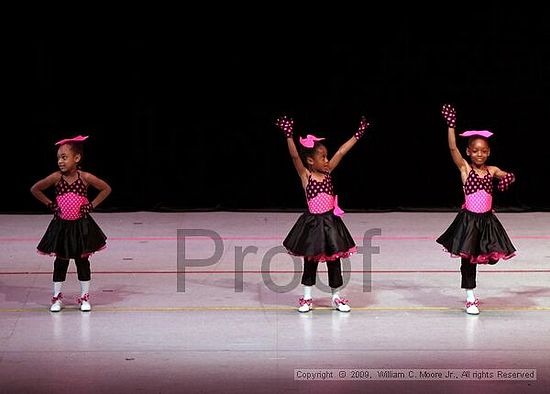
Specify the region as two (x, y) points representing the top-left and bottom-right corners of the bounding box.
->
(307, 193), (344, 216)
(462, 190), (492, 213)
(56, 193), (89, 220)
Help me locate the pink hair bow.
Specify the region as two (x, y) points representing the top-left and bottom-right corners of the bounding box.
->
(299, 134), (325, 148)
(459, 130), (493, 138)
(55, 135), (89, 146)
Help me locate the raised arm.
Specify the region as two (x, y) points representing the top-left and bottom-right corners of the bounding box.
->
(275, 116), (308, 183)
(442, 104), (468, 175)
(328, 116), (369, 171)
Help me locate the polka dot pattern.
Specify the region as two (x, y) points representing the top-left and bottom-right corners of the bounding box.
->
(306, 173), (336, 214)
(462, 169), (493, 213)
(463, 169), (493, 195)
(54, 173), (89, 221)
(306, 173), (334, 200)
(308, 193), (335, 214)
(497, 173), (516, 191)
(463, 190), (493, 213)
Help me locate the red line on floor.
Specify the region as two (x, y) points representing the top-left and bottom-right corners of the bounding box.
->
(1, 269), (550, 275)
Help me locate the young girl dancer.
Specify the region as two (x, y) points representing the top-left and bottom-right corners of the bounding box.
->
(437, 104), (516, 315)
(31, 135), (111, 312)
(275, 115), (369, 312)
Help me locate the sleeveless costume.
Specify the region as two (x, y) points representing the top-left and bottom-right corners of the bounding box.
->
(37, 172), (107, 259)
(437, 169), (516, 264)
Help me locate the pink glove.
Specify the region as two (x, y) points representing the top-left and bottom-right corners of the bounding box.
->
(48, 202), (60, 217)
(80, 202), (94, 216)
(441, 104), (457, 128)
(497, 173), (515, 191)
(274, 115), (294, 138)
(354, 116), (369, 140)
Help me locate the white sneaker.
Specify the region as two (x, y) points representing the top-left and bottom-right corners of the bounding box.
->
(465, 299), (480, 315)
(78, 293), (91, 312)
(333, 297), (351, 312)
(50, 293), (63, 312)
(298, 297), (312, 313)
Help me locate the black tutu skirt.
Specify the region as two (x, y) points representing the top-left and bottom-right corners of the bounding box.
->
(283, 210), (356, 261)
(436, 209), (516, 264)
(37, 215), (107, 259)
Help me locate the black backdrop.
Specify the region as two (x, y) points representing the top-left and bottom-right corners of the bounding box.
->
(4, 14), (550, 213)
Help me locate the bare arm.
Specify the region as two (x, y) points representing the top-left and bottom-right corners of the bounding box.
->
(275, 116), (309, 186)
(81, 172), (112, 208)
(286, 136), (309, 185)
(448, 125), (468, 172)
(328, 116), (369, 171)
(490, 166), (509, 179)
(442, 104), (469, 180)
(328, 135), (358, 171)
(30, 172), (61, 207)
(490, 166), (516, 191)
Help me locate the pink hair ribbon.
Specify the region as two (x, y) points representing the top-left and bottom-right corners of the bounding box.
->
(459, 130), (493, 138)
(299, 134), (325, 148)
(55, 135), (89, 146)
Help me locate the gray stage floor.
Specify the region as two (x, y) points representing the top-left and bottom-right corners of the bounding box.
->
(1, 212), (549, 393)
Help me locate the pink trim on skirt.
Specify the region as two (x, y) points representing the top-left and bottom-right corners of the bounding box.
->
(445, 249), (516, 264)
(289, 246), (357, 262)
(37, 244), (107, 259)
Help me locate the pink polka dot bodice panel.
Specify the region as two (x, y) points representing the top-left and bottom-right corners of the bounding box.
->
(306, 173), (335, 214)
(463, 190), (493, 213)
(55, 173), (89, 220)
(307, 193), (335, 214)
(462, 169), (493, 213)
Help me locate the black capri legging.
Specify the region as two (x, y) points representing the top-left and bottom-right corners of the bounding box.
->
(460, 258), (477, 289)
(301, 257), (343, 289)
(53, 257), (91, 282)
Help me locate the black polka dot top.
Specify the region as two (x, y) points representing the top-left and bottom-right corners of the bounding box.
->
(305, 172), (335, 200)
(463, 168), (493, 196)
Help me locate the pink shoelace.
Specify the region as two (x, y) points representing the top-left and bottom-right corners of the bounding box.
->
(466, 299), (480, 308)
(333, 297), (349, 306)
(51, 292), (63, 303)
(77, 293), (90, 304)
